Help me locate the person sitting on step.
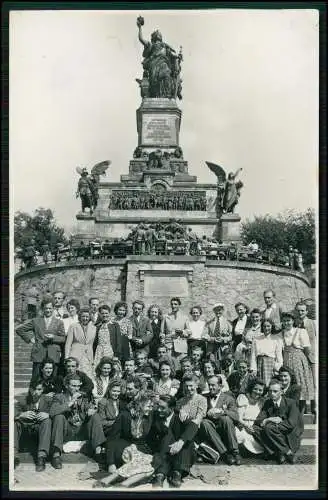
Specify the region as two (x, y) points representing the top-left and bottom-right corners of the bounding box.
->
(14, 378), (52, 472)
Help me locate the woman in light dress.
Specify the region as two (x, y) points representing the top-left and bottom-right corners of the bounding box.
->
(62, 299), (80, 335)
(65, 308), (96, 379)
(235, 378), (265, 455)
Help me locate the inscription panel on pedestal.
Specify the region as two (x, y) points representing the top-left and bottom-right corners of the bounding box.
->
(142, 114), (177, 146)
(144, 271), (189, 297)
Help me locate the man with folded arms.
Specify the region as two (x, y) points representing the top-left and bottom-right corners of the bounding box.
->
(49, 373), (105, 469)
(199, 375), (241, 465)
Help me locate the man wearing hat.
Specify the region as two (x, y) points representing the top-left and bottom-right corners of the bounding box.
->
(204, 304), (232, 361)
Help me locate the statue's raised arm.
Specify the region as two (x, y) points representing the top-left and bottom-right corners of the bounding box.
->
(137, 16), (148, 46)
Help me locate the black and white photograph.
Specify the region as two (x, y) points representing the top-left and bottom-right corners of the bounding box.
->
(10, 8), (318, 491)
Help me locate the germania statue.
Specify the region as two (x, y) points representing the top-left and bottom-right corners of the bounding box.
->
(136, 16), (183, 99)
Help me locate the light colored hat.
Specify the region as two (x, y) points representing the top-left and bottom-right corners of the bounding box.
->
(213, 302), (225, 310)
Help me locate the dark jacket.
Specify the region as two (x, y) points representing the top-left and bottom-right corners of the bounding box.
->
(97, 398), (126, 429)
(49, 392), (93, 425)
(109, 409), (153, 444)
(149, 412), (199, 454)
(93, 321), (125, 359)
(129, 315), (154, 354)
(282, 384), (301, 403)
(254, 396), (304, 453)
(205, 391), (239, 423)
(231, 315), (252, 350)
(15, 394), (52, 420)
(16, 316), (65, 363)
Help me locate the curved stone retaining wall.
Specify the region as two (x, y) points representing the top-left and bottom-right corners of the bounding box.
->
(15, 257), (311, 322)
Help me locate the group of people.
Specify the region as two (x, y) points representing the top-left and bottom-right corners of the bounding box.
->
(15, 231), (306, 274)
(14, 289), (316, 488)
(108, 191), (207, 211)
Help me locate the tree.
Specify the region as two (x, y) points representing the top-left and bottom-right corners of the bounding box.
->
(14, 207), (68, 253)
(241, 209), (315, 266)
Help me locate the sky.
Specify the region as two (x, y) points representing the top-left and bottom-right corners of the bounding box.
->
(10, 8), (319, 233)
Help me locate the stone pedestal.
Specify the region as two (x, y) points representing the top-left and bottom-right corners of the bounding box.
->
(136, 98), (181, 151)
(220, 214), (241, 243)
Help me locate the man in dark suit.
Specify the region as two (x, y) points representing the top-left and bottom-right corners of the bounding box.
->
(129, 300), (153, 355)
(16, 297), (66, 378)
(199, 375), (241, 465)
(49, 373), (105, 469)
(253, 378), (304, 464)
(150, 395), (199, 488)
(14, 378), (52, 472)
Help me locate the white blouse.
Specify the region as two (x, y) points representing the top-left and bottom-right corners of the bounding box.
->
(282, 327), (311, 350)
(250, 334), (283, 372)
(188, 319), (207, 340)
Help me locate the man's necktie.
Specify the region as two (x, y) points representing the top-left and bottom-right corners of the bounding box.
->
(214, 319), (221, 337)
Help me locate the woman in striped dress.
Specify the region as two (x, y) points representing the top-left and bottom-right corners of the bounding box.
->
(280, 312), (314, 414)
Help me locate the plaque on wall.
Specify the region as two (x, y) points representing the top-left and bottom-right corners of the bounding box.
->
(142, 114), (177, 147)
(144, 271), (189, 297)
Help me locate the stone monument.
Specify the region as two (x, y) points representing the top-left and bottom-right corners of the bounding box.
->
(74, 17), (242, 244)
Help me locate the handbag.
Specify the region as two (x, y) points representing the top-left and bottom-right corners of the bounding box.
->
(196, 442), (220, 464)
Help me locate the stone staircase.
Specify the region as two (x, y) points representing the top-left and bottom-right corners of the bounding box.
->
(14, 334), (32, 391)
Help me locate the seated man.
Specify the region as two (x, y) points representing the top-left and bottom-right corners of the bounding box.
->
(253, 378), (304, 464)
(49, 373), (105, 469)
(148, 345), (180, 375)
(135, 349), (154, 379)
(120, 376), (144, 405)
(150, 395), (199, 488)
(199, 375), (241, 465)
(14, 378), (52, 472)
(57, 357), (94, 400)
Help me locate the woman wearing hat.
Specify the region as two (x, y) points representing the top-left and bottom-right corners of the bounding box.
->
(204, 303), (232, 362)
(280, 312), (314, 414)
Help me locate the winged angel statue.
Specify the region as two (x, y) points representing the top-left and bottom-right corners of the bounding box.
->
(206, 162), (243, 217)
(76, 160), (111, 214)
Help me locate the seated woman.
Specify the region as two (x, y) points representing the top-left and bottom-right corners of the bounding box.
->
(152, 360), (180, 398)
(250, 318), (283, 387)
(227, 360), (256, 398)
(93, 357), (118, 405)
(97, 380), (125, 441)
(30, 358), (62, 399)
(199, 358), (230, 395)
(187, 305), (208, 353)
(235, 378), (266, 455)
(97, 393), (156, 488)
(278, 366), (301, 403)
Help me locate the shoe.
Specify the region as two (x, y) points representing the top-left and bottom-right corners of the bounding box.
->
(233, 453), (242, 466)
(36, 456), (46, 472)
(95, 453), (107, 472)
(170, 470), (182, 488)
(286, 453), (295, 464)
(51, 455), (62, 469)
(277, 454), (286, 465)
(223, 453), (235, 465)
(262, 453), (273, 461)
(14, 456), (20, 469)
(152, 473), (165, 488)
